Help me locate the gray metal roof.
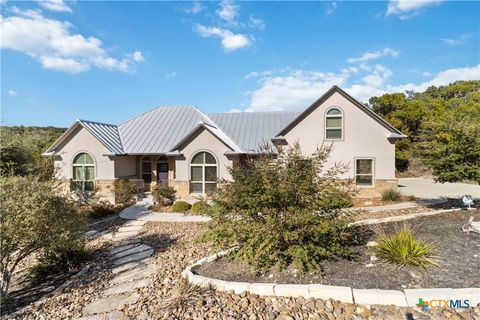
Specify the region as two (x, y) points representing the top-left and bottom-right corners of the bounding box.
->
(79, 119), (124, 154)
(208, 112), (300, 152)
(117, 106), (213, 154)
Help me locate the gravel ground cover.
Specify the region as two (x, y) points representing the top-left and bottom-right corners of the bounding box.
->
(196, 210), (480, 290)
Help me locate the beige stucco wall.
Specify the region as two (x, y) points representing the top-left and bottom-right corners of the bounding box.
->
(54, 126), (115, 181)
(283, 91), (396, 184)
(174, 128), (234, 195)
(114, 156), (137, 179)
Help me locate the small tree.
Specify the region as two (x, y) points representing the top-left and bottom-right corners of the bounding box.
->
(152, 183), (176, 206)
(113, 179), (140, 204)
(0, 176), (85, 297)
(202, 143), (356, 273)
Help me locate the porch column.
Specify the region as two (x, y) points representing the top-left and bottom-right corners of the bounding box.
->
(151, 156), (159, 188)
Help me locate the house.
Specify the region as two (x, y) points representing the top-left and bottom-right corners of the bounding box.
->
(43, 86), (406, 202)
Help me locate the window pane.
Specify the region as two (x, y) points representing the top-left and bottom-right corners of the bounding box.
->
(73, 166), (84, 180)
(327, 108), (341, 115)
(142, 173), (152, 183)
(356, 159), (372, 174)
(85, 166), (95, 180)
(205, 183), (217, 193)
(205, 152), (216, 164)
(205, 166), (217, 181)
(326, 129), (342, 139)
(84, 153), (94, 164)
(191, 152), (204, 164)
(72, 181), (83, 191)
(142, 161), (151, 173)
(84, 181), (94, 192)
(326, 117), (342, 128)
(74, 153), (86, 164)
(356, 175), (373, 186)
(191, 182), (203, 193)
(191, 166), (203, 181)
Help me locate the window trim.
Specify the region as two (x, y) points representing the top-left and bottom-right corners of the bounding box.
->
(71, 151), (96, 193)
(354, 157), (375, 188)
(325, 106), (344, 141)
(189, 150), (218, 194)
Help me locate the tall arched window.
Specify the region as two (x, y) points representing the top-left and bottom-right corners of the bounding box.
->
(325, 108), (343, 140)
(190, 151), (217, 193)
(72, 152), (95, 192)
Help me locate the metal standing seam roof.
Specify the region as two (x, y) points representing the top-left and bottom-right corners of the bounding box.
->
(78, 120), (124, 154)
(208, 112), (300, 152)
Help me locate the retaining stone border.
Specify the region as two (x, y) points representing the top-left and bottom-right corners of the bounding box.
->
(182, 249), (480, 308)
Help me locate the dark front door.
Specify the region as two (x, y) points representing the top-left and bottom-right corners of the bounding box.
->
(157, 162), (169, 184)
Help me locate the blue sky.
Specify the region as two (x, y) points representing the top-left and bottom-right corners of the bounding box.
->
(1, 0), (479, 127)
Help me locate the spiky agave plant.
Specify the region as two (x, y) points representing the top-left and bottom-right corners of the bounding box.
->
(374, 223), (439, 270)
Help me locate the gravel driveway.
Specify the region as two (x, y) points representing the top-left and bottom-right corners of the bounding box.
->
(398, 178), (480, 200)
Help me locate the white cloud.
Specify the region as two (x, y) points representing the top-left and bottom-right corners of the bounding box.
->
(348, 48), (400, 64)
(248, 15), (265, 30)
(386, 0), (444, 19)
(216, 0), (240, 26)
(441, 33), (472, 46)
(0, 8), (143, 74)
(326, 2), (337, 15)
(35, 0), (72, 13)
(184, 1), (204, 14)
(195, 24), (252, 52)
(7, 89), (17, 96)
(244, 64), (480, 112)
(228, 108), (242, 113)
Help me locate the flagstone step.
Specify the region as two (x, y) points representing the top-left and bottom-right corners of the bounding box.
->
(111, 264), (156, 285)
(114, 231), (141, 241)
(113, 248), (153, 266)
(76, 310), (124, 320)
(117, 226), (143, 233)
(110, 243), (143, 255)
(83, 293), (139, 315)
(103, 277), (152, 296)
(113, 244), (152, 259)
(111, 258), (153, 274)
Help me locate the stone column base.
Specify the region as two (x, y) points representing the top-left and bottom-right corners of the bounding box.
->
(356, 179), (398, 199)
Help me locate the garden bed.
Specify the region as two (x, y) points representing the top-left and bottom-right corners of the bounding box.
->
(194, 210), (480, 290)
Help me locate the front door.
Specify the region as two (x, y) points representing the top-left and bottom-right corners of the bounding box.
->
(157, 162), (169, 184)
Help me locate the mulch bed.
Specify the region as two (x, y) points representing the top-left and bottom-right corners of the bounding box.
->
(195, 210), (480, 290)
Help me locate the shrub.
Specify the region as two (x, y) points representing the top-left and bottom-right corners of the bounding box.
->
(381, 188), (402, 202)
(88, 202), (118, 219)
(152, 184), (176, 206)
(191, 201), (211, 215)
(114, 179), (140, 204)
(171, 201), (192, 213)
(0, 176), (85, 296)
(202, 143), (357, 273)
(374, 223), (438, 270)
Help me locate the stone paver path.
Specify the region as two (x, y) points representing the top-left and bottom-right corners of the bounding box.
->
(120, 204), (211, 222)
(77, 218), (155, 320)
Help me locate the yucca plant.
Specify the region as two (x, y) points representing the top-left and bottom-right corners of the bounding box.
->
(381, 188), (402, 202)
(374, 223), (439, 270)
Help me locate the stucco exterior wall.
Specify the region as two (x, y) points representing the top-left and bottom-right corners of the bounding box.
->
(174, 128), (234, 195)
(114, 156), (137, 179)
(53, 126), (115, 181)
(283, 91), (396, 182)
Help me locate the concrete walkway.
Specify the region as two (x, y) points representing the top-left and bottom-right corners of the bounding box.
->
(119, 204), (211, 222)
(398, 178), (479, 200)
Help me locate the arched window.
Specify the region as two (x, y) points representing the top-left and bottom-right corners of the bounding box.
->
(325, 108), (343, 140)
(72, 152), (95, 192)
(190, 151), (217, 194)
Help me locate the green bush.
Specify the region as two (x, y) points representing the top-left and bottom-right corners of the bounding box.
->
(88, 202), (118, 219)
(202, 143), (357, 273)
(191, 201), (211, 215)
(374, 224), (438, 270)
(0, 176), (85, 296)
(114, 179), (140, 204)
(152, 184), (176, 206)
(171, 201), (192, 213)
(381, 188), (402, 202)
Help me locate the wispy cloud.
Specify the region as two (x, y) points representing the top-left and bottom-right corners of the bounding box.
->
(165, 71), (177, 79)
(183, 1), (204, 14)
(0, 8), (143, 74)
(326, 2), (338, 15)
(216, 0), (240, 26)
(7, 89), (18, 96)
(248, 15), (265, 30)
(347, 48), (400, 64)
(194, 24), (253, 52)
(35, 0), (72, 13)
(441, 33), (472, 46)
(386, 0), (444, 19)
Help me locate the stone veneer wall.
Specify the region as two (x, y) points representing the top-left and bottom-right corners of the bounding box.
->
(356, 179), (398, 198)
(56, 179), (115, 203)
(171, 180), (190, 196)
